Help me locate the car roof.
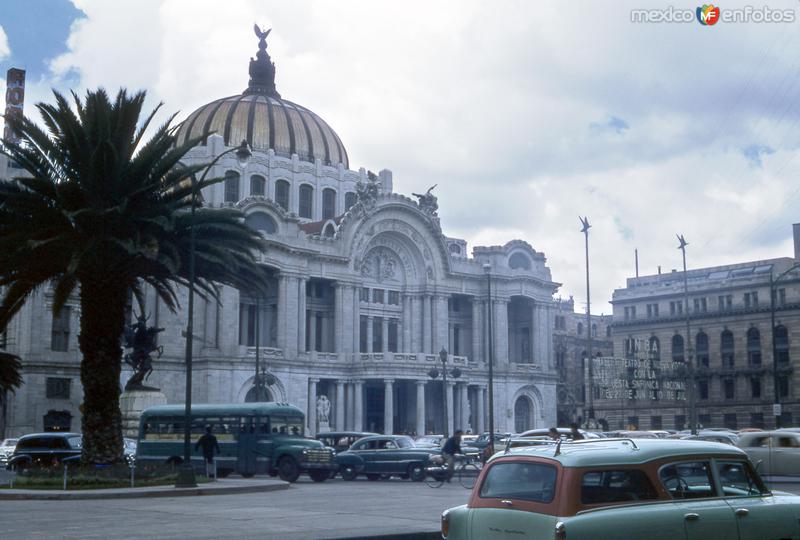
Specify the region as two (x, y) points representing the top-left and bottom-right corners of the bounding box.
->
(141, 402), (303, 418)
(315, 431), (376, 438)
(493, 438), (747, 467)
(18, 432), (81, 440)
(357, 435), (412, 442)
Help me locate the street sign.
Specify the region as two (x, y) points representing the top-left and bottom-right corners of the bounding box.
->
(774, 403), (783, 417)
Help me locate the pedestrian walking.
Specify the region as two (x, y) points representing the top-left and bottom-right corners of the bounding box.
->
(195, 426), (220, 479)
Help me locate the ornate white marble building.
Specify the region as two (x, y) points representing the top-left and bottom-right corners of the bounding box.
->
(0, 30), (559, 438)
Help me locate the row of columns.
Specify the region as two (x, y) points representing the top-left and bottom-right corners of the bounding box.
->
(307, 377), (488, 436)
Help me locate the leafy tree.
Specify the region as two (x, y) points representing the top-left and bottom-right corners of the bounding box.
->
(0, 88), (267, 463)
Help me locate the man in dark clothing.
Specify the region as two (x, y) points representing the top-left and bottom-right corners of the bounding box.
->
(570, 423), (585, 440)
(442, 430), (463, 482)
(548, 427), (560, 441)
(195, 426), (220, 479)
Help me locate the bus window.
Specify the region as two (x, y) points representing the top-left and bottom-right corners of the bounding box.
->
(271, 416), (304, 437)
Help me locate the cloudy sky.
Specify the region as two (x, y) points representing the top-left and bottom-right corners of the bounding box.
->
(3, 0), (800, 313)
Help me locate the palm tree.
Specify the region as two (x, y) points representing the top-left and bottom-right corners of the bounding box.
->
(0, 88), (268, 463)
(0, 352), (22, 394)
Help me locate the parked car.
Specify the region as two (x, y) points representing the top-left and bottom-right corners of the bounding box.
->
(335, 435), (435, 481)
(739, 430), (800, 476)
(0, 438), (18, 466)
(6, 433), (82, 471)
(441, 438), (799, 539)
(683, 431), (740, 446)
(315, 431), (377, 454)
(415, 434), (445, 448)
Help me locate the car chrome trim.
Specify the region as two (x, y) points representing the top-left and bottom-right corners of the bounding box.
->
(734, 508), (749, 517)
(684, 513), (699, 521)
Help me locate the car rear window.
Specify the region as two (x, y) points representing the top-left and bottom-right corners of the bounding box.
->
(581, 469), (659, 504)
(479, 462), (557, 503)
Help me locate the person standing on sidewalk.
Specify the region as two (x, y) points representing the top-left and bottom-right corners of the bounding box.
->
(195, 426), (220, 479)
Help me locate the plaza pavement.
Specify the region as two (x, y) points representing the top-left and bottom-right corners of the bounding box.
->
(0, 475), (471, 539)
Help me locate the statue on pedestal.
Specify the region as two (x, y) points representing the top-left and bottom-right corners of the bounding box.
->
(122, 313), (164, 391)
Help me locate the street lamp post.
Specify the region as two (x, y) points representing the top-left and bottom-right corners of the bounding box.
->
(769, 263), (800, 429)
(483, 263), (496, 454)
(255, 294), (261, 402)
(175, 140), (252, 488)
(580, 217), (594, 424)
(677, 234), (698, 436)
(428, 348), (461, 436)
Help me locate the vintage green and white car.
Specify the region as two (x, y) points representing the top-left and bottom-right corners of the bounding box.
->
(442, 438), (800, 540)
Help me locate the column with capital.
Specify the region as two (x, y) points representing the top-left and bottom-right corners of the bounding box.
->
(354, 380), (364, 431)
(460, 383), (470, 432)
(277, 275), (288, 350)
(285, 276), (299, 358)
(445, 381), (455, 436)
(437, 295), (450, 353)
(415, 380), (426, 436)
(384, 379), (394, 434)
(333, 283), (344, 354)
(411, 295), (421, 353)
(353, 288), (361, 356)
(335, 380), (345, 430)
(366, 316), (374, 354)
(309, 311), (317, 352)
(471, 298), (482, 363)
(308, 378), (318, 435)
(346, 381), (355, 429)
(382, 316), (389, 354)
(423, 295), (432, 353)
(402, 294), (412, 353)
(476, 385), (485, 434)
(495, 299), (509, 366)
(298, 277), (308, 352)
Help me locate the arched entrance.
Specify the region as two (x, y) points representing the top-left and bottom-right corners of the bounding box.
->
(244, 386), (274, 403)
(514, 396), (532, 433)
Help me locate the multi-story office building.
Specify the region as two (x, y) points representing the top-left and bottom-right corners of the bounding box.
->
(601, 225), (800, 431)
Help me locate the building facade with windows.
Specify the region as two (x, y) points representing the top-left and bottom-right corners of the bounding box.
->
(0, 31), (560, 438)
(599, 225), (800, 431)
(552, 297), (613, 427)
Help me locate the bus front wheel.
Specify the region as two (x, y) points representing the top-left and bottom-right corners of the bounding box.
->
(278, 456), (300, 483)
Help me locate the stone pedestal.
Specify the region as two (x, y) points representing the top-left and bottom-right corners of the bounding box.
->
(317, 421), (331, 433)
(120, 389), (167, 438)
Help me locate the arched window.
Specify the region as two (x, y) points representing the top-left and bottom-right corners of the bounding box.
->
(344, 192), (356, 211)
(299, 184), (313, 219)
(747, 327), (761, 366)
(244, 212), (277, 235)
(508, 253), (531, 270)
(649, 336), (660, 361)
(696, 332), (709, 367)
(606, 326), (612, 338)
(323, 223), (335, 238)
(775, 325), (790, 364)
(721, 330), (735, 368)
(224, 171), (240, 203)
(250, 175), (266, 197)
(591, 324), (597, 337)
(322, 188), (336, 219)
(449, 244), (461, 254)
(275, 180), (290, 211)
(672, 334), (684, 362)
(577, 322), (583, 335)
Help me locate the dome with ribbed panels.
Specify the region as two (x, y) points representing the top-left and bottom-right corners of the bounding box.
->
(175, 25), (349, 168)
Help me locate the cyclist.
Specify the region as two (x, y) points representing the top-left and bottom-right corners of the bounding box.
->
(442, 429), (463, 482)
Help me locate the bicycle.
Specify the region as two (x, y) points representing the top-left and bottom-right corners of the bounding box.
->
(425, 454), (481, 489)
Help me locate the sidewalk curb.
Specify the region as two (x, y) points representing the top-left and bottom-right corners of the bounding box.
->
(0, 479), (289, 500)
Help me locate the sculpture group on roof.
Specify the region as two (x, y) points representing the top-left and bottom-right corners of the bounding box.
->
(412, 184), (439, 217)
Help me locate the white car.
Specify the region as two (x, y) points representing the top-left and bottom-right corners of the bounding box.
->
(739, 431), (800, 476)
(0, 438), (18, 465)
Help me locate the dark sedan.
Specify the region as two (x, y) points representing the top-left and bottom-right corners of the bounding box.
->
(315, 431), (377, 454)
(7, 432), (82, 471)
(335, 435), (436, 481)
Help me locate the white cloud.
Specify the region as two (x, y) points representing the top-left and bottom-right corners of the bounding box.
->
(13, 0), (800, 311)
(0, 25), (10, 61)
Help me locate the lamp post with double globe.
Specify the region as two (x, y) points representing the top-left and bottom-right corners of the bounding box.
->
(175, 140), (252, 488)
(483, 263), (496, 454)
(428, 348), (461, 436)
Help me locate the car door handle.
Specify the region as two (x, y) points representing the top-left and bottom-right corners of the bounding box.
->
(684, 513), (700, 521)
(734, 508), (749, 517)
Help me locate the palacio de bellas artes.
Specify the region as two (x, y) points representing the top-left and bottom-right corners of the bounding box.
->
(0, 27), (559, 439)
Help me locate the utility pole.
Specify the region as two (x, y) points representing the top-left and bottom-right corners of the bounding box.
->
(580, 217), (594, 424)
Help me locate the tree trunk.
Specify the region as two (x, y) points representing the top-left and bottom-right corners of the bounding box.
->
(78, 277), (128, 464)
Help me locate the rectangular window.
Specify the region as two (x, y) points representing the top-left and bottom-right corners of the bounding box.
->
(718, 295), (732, 311)
(750, 413), (764, 429)
(752, 291), (758, 307)
(360, 288), (370, 303)
(715, 460), (768, 497)
(751, 378), (761, 398)
(779, 288), (786, 306)
(388, 291), (399, 305)
(647, 303), (659, 318)
(659, 461), (716, 499)
(724, 379), (735, 400)
(372, 289), (384, 304)
(670, 301), (683, 316)
(626, 416), (639, 430)
(581, 469), (659, 504)
(372, 317), (382, 352)
(479, 462), (557, 503)
(453, 325), (461, 356)
(51, 306), (71, 352)
(674, 415), (686, 431)
(624, 306), (637, 320)
(693, 298), (707, 312)
(723, 413), (738, 430)
(388, 319), (398, 353)
(650, 415), (662, 430)
(359, 316), (368, 353)
(698, 380), (709, 400)
(778, 376), (790, 398)
(46, 377), (71, 399)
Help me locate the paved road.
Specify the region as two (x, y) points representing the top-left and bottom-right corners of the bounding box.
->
(1, 476), (470, 540)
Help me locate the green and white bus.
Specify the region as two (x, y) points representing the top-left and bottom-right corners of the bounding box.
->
(135, 402), (336, 482)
